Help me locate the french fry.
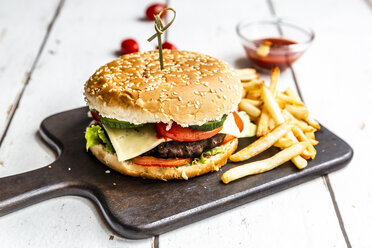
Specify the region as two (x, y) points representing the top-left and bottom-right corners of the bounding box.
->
(235, 68), (258, 81)
(256, 109), (269, 137)
(292, 154), (308, 169)
(282, 109), (316, 132)
(269, 67), (280, 95)
(256, 67), (280, 136)
(285, 104), (309, 120)
(275, 97), (287, 109)
(305, 132), (315, 140)
(245, 91), (261, 99)
(276, 92), (303, 105)
(309, 139), (319, 146)
(305, 132), (319, 146)
(243, 98), (262, 107)
(246, 88), (261, 95)
(292, 126), (317, 159)
(222, 142), (308, 183)
(236, 67), (319, 174)
(304, 115), (320, 130)
(261, 87), (285, 124)
(268, 117), (276, 130)
(274, 137), (295, 148)
(301, 149), (313, 159)
(261, 87), (307, 168)
(241, 80), (264, 91)
(241, 89), (247, 98)
(230, 120), (294, 162)
(284, 87), (303, 104)
(273, 133), (311, 162)
(239, 99), (261, 119)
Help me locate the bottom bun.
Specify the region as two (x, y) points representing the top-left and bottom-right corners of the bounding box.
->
(89, 139), (238, 181)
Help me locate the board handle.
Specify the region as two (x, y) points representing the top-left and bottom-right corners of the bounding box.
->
(0, 162), (69, 217)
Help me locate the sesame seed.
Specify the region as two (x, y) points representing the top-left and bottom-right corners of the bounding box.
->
(178, 96), (182, 101)
(105, 170), (110, 174)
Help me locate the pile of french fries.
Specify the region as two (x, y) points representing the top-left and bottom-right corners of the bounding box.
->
(222, 67), (320, 184)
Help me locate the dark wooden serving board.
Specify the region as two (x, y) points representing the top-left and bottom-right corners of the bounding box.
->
(0, 107), (353, 239)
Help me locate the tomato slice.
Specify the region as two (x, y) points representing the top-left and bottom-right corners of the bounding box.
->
(233, 111), (244, 132)
(221, 134), (237, 145)
(156, 123), (223, 142)
(133, 156), (191, 167)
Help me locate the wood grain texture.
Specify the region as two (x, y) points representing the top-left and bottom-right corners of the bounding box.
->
(271, 0), (372, 247)
(0, 0), (61, 139)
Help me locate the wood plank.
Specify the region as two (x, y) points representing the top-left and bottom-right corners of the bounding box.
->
(160, 0), (346, 246)
(0, 0), (155, 246)
(271, 0), (372, 247)
(0, 0), (61, 140)
(161, 179), (345, 248)
(0, 197), (149, 248)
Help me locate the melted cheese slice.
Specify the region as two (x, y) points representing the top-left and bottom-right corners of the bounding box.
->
(104, 124), (166, 162)
(104, 112), (256, 162)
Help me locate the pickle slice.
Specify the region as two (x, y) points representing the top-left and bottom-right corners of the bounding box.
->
(190, 115), (227, 131)
(100, 116), (145, 129)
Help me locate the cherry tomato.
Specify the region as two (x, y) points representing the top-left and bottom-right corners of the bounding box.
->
(157, 41), (177, 50)
(233, 111), (244, 132)
(156, 123), (223, 142)
(121, 39), (139, 55)
(90, 111), (101, 122)
(145, 3), (167, 20)
(133, 156), (191, 167)
(221, 134), (237, 145)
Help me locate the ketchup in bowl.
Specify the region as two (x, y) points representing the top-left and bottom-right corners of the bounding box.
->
(243, 37), (303, 70)
(237, 18), (314, 72)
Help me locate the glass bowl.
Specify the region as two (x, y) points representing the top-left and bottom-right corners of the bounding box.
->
(236, 17), (315, 71)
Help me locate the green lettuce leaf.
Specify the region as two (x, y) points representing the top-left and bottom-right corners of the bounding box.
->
(176, 146), (226, 168)
(85, 125), (115, 153)
(203, 146), (224, 156)
(199, 153), (207, 164)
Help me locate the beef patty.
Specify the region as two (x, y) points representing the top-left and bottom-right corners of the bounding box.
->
(144, 133), (226, 158)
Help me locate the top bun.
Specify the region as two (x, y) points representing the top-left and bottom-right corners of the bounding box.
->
(84, 50), (242, 126)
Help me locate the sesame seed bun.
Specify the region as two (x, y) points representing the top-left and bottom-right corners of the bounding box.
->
(89, 138), (238, 180)
(84, 50), (242, 126)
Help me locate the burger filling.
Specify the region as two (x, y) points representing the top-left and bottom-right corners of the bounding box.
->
(143, 133), (226, 158)
(85, 110), (256, 167)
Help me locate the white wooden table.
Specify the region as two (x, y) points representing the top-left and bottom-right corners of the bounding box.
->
(1, 0), (371, 247)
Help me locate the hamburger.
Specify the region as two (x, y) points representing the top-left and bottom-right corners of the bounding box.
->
(84, 50), (256, 180)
